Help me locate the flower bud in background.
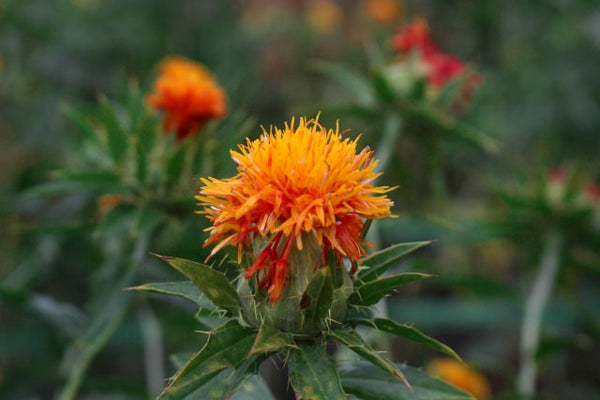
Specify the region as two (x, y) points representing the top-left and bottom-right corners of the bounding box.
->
(146, 57), (226, 140)
(427, 358), (491, 400)
(545, 167), (567, 206)
(197, 116), (395, 304)
(391, 17), (481, 109)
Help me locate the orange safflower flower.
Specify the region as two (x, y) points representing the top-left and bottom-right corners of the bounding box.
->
(428, 359), (491, 400)
(363, 0), (404, 26)
(197, 117), (395, 302)
(146, 57), (226, 140)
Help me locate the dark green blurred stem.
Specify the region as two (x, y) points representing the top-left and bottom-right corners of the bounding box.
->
(137, 304), (165, 398)
(374, 114), (402, 175)
(517, 230), (562, 398)
(57, 233), (150, 400)
(426, 138), (447, 209)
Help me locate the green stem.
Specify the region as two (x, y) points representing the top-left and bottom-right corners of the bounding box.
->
(137, 304), (165, 398)
(425, 137), (447, 209)
(517, 230), (562, 398)
(374, 113), (402, 174)
(57, 233), (150, 400)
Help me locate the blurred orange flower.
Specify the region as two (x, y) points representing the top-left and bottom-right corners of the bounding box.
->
(363, 0), (404, 26)
(197, 117), (395, 302)
(146, 57), (226, 140)
(428, 358), (491, 400)
(306, 0), (342, 33)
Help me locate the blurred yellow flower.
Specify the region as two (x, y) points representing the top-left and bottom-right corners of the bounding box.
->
(146, 57), (226, 140)
(197, 116), (395, 302)
(428, 358), (491, 400)
(306, 0), (343, 34)
(363, 0), (404, 25)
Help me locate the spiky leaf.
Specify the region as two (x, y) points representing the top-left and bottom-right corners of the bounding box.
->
(159, 320), (256, 399)
(250, 324), (294, 355)
(287, 341), (345, 400)
(340, 361), (474, 400)
(350, 273), (434, 307)
(349, 318), (461, 361)
(127, 282), (216, 311)
(155, 255), (240, 314)
(328, 329), (409, 387)
(98, 95), (128, 163)
(358, 241), (432, 282)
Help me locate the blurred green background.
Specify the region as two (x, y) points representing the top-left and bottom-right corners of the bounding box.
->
(1, 0), (599, 399)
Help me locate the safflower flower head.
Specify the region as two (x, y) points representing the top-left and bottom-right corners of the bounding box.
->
(197, 116), (395, 303)
(146, 57), (226, 140)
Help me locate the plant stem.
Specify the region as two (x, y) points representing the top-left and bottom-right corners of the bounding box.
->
(374, 113), (402, 174)
(517, 230), (562, 398)
(57, 233), (150, 400)
(137, 304), (165, 398)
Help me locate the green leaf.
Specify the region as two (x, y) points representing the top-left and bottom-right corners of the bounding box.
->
(159, 320), (256, 399)
(349, 318), (461, 361)
(58, 277), (133, 400)
(64, 106), (103, 146)
(231, 374), (276, 400)
(311, 61), (375, 107)
(340, 361), (474, 400)
(301, 267), (333, 320)
(168, 355), (266, 400)
(127, 282), (217, 311)
(358, 241), (432, 282)
(250, 323), (294, 355)
(288, 341), (346, 400)
(54, 169), (120, 185)
(170, 352), (195, 370)
(349, 273), (434, 307)
(98, 95), (129, 163)
(372, 70), (397, 103)
(328, 329), (409, 388)
(403, 102), (499, 154)
(156, 255), (240, 314)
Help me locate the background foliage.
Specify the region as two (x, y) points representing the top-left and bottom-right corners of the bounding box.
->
(1, 0), (599, 399)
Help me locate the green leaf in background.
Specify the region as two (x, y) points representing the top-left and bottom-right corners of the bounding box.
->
(403, 102), (500, 154)
(64, 106), (104, 147)
(340, 361), (474, 400)
(301, 267), (334, 320)
(155, 255), (240, 314)
(311, 61), (375, 107)
(230, 374), (276, 400)
(287, 340), (346, 400)
(328, 329), (409, 387)
(349, 318), (461, 361)
(159, 320), (256, 399)
(372, 70), (397, 104)
(250, 323), (294, 355)
(350, 273), (434, 307)
(127, 282), (217, 311)
(358, 241), (432, 283)
(97, 95), (129, 163)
